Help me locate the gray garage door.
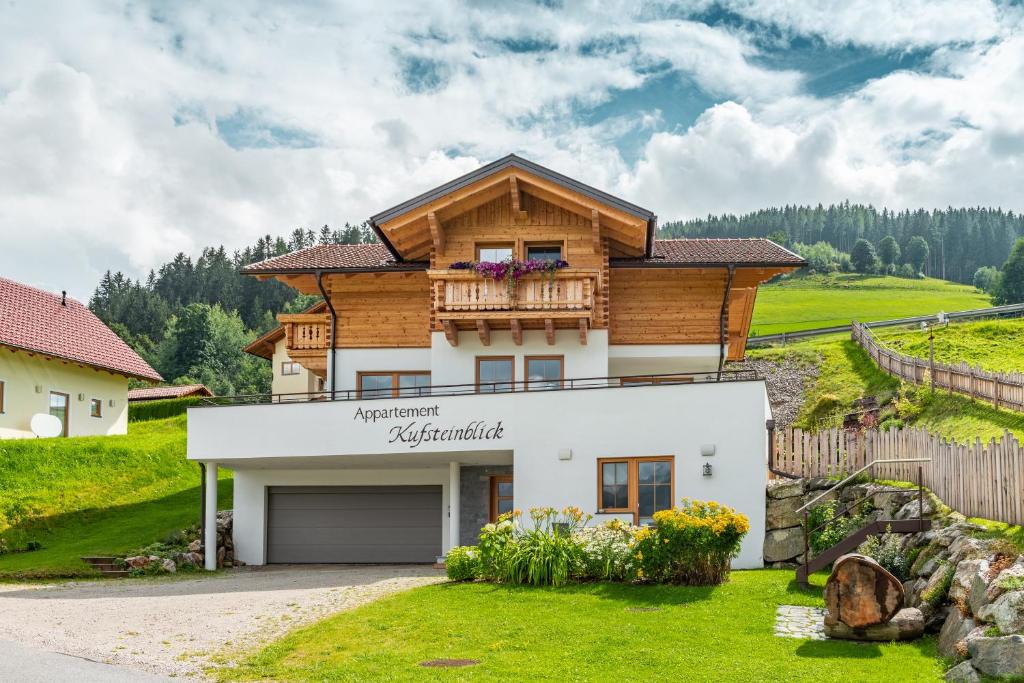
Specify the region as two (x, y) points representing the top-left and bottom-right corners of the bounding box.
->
(266, 486), (442, 563)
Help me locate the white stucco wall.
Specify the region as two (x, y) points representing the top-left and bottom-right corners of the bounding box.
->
(270, 338), (321, 398)
(330, 347), (433, 394)
(191, 378), (770, 569)
(0, 349), (128, 438)
(607, 343), (723, 376)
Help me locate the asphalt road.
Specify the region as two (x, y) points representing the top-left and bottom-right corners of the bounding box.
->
(0, 640), (174, 683)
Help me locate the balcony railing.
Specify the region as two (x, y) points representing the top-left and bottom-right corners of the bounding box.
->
(430, 269), (598, 316)
(195, 369), (761, 407)
(279, 313), (331, 351)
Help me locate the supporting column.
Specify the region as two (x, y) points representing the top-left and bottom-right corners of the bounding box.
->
(448, 461), (461, 554)
(204, 462), (218, 570)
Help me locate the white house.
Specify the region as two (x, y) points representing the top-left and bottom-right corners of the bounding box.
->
(187, 155), (804, 570)
(0, 277), (162, 439)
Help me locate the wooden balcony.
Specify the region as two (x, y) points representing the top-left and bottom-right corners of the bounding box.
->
(278, 313), (331, 376)
(428, 268), (599, 346)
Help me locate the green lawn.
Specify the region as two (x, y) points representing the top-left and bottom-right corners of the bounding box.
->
(219, 570), (941, 682)
(750, 274), (990, 336)
(0, 415), (229, 578)
(751, 339), (1024, 441)
(876, 318), (1024, 373)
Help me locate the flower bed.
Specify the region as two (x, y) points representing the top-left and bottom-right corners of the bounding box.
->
(448, 499), (749, 587)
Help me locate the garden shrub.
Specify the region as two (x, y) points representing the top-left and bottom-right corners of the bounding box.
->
(577, 519), (634, 581)
(478, 514), (516, 580)
(807, 500), (872, 554)
(445, 546), (481, 582)
(921, 562), (955, 608)
(128, 396), (202, 422)
(858, 526), (909, 580)
(629, 499), (749, 585)
(494, 507), (590, 587)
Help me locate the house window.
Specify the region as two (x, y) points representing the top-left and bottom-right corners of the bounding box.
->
(90, 398), (102, 418)
(49, 391), (69, 437)
(281, 361), (301, 376)
(525, 355), (563, 390)
(597, 456), (674, 525)
(525, 244), (563, 263)
(490, 475), (514, 521)
(476, 244), (513, 262)
(358, 372), (431, 398)
(476, 357), (514, 393)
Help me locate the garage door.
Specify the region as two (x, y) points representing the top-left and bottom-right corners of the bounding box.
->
(266, 486), (442, 563)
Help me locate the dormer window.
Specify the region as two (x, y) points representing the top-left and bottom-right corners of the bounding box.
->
(476, 244), (513, 262)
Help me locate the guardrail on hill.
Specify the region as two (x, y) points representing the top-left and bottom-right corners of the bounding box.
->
(852, 322), (1024, 412)
(748, 302), (1024, 346)
(772, 426), (1024, 525)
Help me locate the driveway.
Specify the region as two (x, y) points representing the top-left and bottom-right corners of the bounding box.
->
(0, 565), (444, 680)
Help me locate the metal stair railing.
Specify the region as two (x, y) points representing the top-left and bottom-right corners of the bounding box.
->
(795, 458), (932, 585)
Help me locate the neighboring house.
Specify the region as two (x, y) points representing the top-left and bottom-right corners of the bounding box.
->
(243, 302), (327, 399)
(127, 384), (214, 402)
(188, 154), (805, 570)
(0, 277), (162, 439)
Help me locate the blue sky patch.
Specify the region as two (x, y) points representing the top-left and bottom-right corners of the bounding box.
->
(396, 53), (452, 94)
(215, 109), (318, 150)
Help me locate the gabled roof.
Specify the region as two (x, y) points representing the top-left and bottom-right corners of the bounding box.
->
(611, 238), (805, 268)
(128, 384), (213, 402)
(243, 300), (329, 359)
(0, 277), (162, 382)
(241, 244), (421, 275)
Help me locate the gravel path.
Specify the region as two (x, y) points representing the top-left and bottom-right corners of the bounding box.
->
(0, 565), (444, 680)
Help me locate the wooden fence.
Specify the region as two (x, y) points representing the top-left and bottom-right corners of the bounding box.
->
(772, 427), (1024, 526)
(852, 322), (1024, 412)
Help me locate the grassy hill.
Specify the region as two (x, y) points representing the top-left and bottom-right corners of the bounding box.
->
(750, 274), (990, 336)
(0, 416), (230, 579)
(875, 318), (1024, 374)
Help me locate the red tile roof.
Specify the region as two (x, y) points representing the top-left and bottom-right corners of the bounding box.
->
(0, 277), (162, 382)
(241, 244), (422, 274)
(127, 384), (212, 401)
(241, 239), (804, 274)
(614, 238), (805, 267)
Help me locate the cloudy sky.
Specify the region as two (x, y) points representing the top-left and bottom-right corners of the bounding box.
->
(2, 1), (1024, 300)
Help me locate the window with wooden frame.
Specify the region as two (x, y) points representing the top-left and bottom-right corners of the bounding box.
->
(524, 242), (564, 263)
(357, 371), (431, 398)
(597, 456), (674, 525)
(476, 243), (514, 262)
(489, 474), (513, 521)
(281, 361), (301, 376)
(89, 398), (102, 418)
(620, 375), (693, 386)
(49, 391), (69, 437)
(475, 356), (514, 393)
(524, 355), (563, 390)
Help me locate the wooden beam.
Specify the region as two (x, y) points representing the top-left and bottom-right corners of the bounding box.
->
(476, 319), (491, 346)
(510, 318), (522, 345)
(510, 176), (520, 213)
(443, 320), (459, 347)
(579, 318), (588, 345)
(591, 208), (601, 253)
(427, 211), (444, 257)
(544, 318), (555, 345)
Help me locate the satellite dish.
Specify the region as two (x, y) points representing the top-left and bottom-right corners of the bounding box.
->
(31, 413), (63, 438)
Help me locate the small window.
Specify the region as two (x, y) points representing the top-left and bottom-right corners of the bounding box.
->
(476, 357), (514, 393)
(477, 244), (513, 262)
(597, 456), (674, 525)
(525, 356), (563, 390)
(490, 475), (514, 521)
(90, 398), (102, 418)
(525, 244), (563, 263)
(358, 372), (431, 398)
(281, 361), (301, 376)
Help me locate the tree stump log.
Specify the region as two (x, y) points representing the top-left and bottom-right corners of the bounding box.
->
(824, 553), (904, 629)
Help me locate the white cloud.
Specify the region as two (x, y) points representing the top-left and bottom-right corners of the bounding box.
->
(0, 1), (1021, 300)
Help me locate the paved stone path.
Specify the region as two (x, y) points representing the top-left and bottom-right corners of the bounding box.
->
(774, 605), (828, 640)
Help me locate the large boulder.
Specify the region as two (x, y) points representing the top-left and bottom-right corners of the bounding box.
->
(968, 566), (994, 617)
(950, 559), (989, 605)
(896, 497), (934, 521)
(938, 609), (978, 659)
(825, 554), (905, 628)
(766, 496), (804, 530)
(968, 635), (1024, 678)
(978, 591), (1024, 635)
(824, 607), (924, 641)
(988, 557), (1024, 604)
(767, 478), (805, 500)
(943, 661), (981, 683)
(764, 527), (804, 563)
(949, 537), (992, 566)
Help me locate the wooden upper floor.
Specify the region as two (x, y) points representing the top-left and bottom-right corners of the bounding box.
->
(243, 155), (804, 375)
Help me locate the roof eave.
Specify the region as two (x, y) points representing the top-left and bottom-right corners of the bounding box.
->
(240, 263), (429, 277)
(0, 342), (163, 383)
(609, 260), (806, 269)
